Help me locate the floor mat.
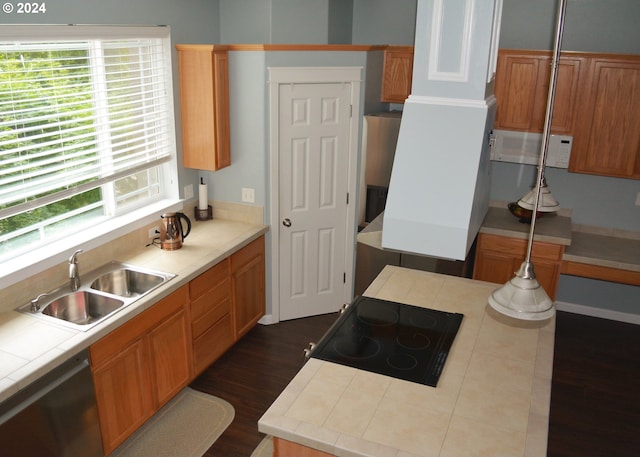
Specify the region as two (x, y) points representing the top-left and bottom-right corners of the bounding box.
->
(111, 387), (234, 457)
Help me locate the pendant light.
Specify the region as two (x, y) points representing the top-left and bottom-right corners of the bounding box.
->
(488, 0), (567, 321)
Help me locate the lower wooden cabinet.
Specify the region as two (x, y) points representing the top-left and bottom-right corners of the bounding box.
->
(274, 437), (334, 457)
(90, 285), (191, 455)
(231, 236), (266, 340)
(91, 339), (152, 455)
(89, 236), (266, 454)
(473, 233), (564, 300)
(189, 259), (234, 375)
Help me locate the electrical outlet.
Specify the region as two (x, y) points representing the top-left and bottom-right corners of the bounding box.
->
(184, 184), (194, 199)
(636, 192), (640, 206)
(242, 187), (255, 203)
(148, 226), (159, 240)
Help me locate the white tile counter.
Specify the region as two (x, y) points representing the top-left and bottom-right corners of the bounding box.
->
(0, 209), (268, 404)
(259, 266), (555, 457)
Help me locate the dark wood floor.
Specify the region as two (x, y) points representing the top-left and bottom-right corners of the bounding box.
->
(190, 311), (640, 457)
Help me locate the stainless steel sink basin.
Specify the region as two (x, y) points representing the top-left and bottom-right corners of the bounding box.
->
(18, 261), (176, 331)
(90, 268), (166, 297)
(42, 291), (124, 326)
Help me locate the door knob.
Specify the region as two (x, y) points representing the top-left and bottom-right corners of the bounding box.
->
(282, 218), (292, 227)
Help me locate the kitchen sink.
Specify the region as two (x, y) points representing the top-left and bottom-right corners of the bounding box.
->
(91, 268), (166, 297)
(42, 291), (124, 326)
(18, 261), (176, 331)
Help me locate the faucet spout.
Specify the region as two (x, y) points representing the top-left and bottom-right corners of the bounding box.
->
(69, 249), (83, 291)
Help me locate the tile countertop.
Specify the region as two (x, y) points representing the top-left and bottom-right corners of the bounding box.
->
(563, 230), (640, 273)
(0, 216), (268, 404)
(478, 206), (572, 246)
(258, 265), (555, 457)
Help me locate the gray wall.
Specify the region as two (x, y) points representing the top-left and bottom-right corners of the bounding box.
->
(501, 0), (640, 53)
(352, 0), (417, 45)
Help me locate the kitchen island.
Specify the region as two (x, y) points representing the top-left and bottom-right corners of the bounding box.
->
(258, 265), (554, 457)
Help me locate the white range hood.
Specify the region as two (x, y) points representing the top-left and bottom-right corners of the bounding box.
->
(382, 0), (504, 261)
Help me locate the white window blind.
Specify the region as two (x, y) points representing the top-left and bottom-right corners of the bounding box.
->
(0, 26), (176, 261)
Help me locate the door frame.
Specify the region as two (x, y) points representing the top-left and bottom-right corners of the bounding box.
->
(267, 66), (362, 323)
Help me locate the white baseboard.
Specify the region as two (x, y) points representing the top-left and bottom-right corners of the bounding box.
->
(258, 314), (277, 325)
(555, 301), (640, 325)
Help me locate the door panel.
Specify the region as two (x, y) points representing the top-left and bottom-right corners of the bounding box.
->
(279, 82), (351, 320)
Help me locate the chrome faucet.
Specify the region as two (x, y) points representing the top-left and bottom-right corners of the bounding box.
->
(69, 249), (83, 291)
(30, 292), (50, 312)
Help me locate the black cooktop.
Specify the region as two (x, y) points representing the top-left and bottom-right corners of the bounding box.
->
(310, 296), (463, 387)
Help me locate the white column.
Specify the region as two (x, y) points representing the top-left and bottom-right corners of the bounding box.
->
(382, 0), (503, 260)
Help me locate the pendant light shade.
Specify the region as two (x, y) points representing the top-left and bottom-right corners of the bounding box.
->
(517, 177), (559, 213)
(489, 0), (568, 321)
(488, 262), (555, 321)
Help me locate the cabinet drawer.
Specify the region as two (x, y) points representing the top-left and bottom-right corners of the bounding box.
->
(190, 279), (231, 338)
(192, 313), (234, 375)
(90, 285), (189, 367)
(477, 233), (564, 261)
(189, 259), (229, 300)
(231, 237), (264, 271)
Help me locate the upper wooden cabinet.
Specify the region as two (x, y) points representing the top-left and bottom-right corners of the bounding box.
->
(569, 55), (640, 178)
(381, 46), (414, 103)
(177, 44), (231, 171)
(494, 49), (583, 134)
(495, 49), (640, 179)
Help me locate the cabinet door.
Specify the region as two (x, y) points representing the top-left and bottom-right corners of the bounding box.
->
(92, 339), (152, 455)
(177, 45), (230, 171)
(231, 237), (266, 340)
(473, 233), (563, 300)
(192, 313), (234, 375)
(569, 56), (640, 178)
(494, 50), (582, 134)
(473, 249), (521, 286)
(148, 309), (191, 408)
(381, 47), (413, 103)
(494, 51), (545, 131)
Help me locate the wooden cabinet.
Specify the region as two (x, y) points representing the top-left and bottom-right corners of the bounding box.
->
(89, 236), (265, 454)
(274, 437), (333, 457)
(494, 49), (583, 134)
(473, 233), (564, 300)
(91, 339), (151, 455)
(569, 55), (640, 178)
(495, 49), (640, 179)
(189, 259), (234, 375)
(231, 236), (266, 340)
(381, 46), (414, 103)
(90, 286), (191, 455)
(177, 44), (231, 171)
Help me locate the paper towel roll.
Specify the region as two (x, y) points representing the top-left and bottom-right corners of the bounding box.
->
(198, 178), (208, 210)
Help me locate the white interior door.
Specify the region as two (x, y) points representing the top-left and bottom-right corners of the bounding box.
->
(278, 82), (352, 320)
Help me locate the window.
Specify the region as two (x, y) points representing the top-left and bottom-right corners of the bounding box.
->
(0, 25), (177, 263)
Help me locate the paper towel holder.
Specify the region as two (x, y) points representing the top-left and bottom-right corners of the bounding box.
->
(194, 205), (213, 221)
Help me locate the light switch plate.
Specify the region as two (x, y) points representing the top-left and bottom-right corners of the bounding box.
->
(636, 191), (640, 206)
(184, 184), (194, 199)
(242, 187), (255, 203)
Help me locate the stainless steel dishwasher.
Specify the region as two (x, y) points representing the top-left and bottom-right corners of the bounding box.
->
(0, 349), (102, 457)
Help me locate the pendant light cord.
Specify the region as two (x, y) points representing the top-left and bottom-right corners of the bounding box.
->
(525, 0), (567, 264)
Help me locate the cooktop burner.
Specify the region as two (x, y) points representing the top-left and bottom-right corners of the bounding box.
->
(310, 296), (463, 387)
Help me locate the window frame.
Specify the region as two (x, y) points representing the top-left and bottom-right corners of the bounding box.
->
(0, 25), (181, 288)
